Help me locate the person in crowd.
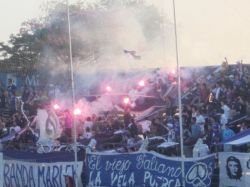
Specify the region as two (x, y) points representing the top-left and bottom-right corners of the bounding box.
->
(25, 87), (38, 116)
(199, 83), (210, 104)
(173, 116), (180, 142)
(84, 117), (93, 132)
(9, 91), (17, 115)
(182, 105), (192, 126)
(15, 112), (27, 129)
(64, 109), (73, 141)
(212, 82), (223, 102)
(233, 96), (246, 117)
(205, 116), (221, 152)
(7, 78), (16, 97)
(225, 86), (234, 105)
(220, 114), (228, 128)
(196, 109), (205, 134)
(0, 81), (5, 93)
(0, 117), (6, 137)
(183, 122), (192, 146)
(127, 118), (138, 138)
(21, 85), (30, 103)
(123, 109), (132, 128)
(191, 106), (198, 118)
(152, 117), (168, 137)
(0, 90), (7, 109)
(239, 122), (248, 132)
(245, 101), (250, 116)
(83, 127), (93, 140)
(92, 116), (103, 135)
(221, 124), (235, 141)
(57, 130), (71, 143)
(190, 117), (202, 145)
(221, 100), (231, 122)
(167, 122), (175, 142)
(233, 74), (242, 89)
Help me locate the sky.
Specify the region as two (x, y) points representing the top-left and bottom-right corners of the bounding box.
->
(0, 0), (47, 41)
(0, 0), (250, 67)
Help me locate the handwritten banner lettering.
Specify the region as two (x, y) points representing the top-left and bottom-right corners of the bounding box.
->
(3, 160), (83, 187)
(86, 151), (215, 187)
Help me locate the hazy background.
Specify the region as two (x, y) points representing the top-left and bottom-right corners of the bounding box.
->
(0, 0), (250, 67)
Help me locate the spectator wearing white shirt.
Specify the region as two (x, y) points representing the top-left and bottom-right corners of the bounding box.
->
(196, 110), (205, 134)
(83, 127), (93, 139)
(84, 117), (93, 132)
(220, 114), (228, 129)
(221, 101), (231, 121)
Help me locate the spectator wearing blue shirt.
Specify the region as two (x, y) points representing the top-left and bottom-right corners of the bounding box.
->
(221, 124), (235, 141)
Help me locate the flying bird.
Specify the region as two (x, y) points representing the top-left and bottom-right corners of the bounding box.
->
(124, 49), (141, 60)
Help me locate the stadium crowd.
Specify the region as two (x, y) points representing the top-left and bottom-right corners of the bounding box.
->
(0, 60), (250, 157)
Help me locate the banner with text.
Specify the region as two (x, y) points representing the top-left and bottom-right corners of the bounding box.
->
(85, 151), (215, 187)
(3, 160), (83, 187)
(219, 152), (250, 187)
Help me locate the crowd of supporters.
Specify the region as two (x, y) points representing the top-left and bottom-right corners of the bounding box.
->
(0, 61), (250, 157)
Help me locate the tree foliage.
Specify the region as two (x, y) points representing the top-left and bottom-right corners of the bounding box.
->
(0, 0), (163, 85)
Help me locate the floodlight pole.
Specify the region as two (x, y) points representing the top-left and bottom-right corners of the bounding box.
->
(172, 0), (186, 186)
(67, 0), (79, 187)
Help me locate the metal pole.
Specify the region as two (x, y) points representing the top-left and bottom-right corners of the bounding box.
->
(172, 0), (185, 186)
(161, 0), (167, 64)
(66, 0), (79, 186)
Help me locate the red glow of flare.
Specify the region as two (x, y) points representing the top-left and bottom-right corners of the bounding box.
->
(73, 108), (82, 116)
(138, 80), (145, 87)
(123, 97), (130, 105)
(106, 86), (112, 92)
(172, 81), (177, 85)
(53, 104), (60, 110)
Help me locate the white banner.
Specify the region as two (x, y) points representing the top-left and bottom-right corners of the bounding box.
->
(219, 152), (250, 187)
(3, 160), (83, 187)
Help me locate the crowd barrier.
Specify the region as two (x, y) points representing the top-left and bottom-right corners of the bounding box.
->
(6, 150), (249, 187)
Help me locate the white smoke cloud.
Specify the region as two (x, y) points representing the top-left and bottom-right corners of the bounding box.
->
(40, 0), (180, 115)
